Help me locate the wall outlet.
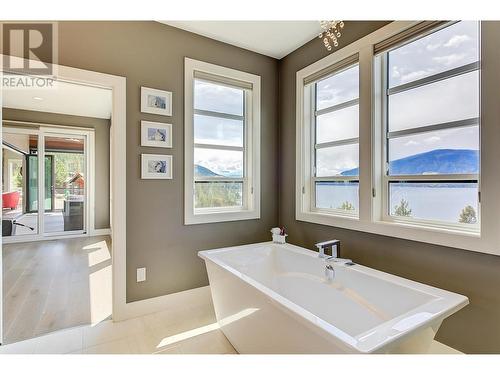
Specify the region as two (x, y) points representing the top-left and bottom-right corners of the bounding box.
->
(136, 267), (146, 282)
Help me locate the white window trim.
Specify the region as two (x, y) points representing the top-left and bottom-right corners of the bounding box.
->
(296, 21), (500, 256)
(184, 57), (261, 225)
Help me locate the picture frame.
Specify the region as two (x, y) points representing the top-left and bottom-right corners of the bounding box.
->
(141, 121), (172, 148)
(141, 154), (173, 179)
(141, 86), (172, 116)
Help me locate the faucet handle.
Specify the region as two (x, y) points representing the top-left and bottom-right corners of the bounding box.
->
(315, 239), (341, 258)
(315, 239), (340, 249)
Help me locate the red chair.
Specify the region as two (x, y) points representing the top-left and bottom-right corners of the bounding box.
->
(2, 191), (20, 210)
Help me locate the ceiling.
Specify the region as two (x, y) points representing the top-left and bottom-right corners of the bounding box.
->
(2, 80), (112, 119)
(161, 21), (322, 59)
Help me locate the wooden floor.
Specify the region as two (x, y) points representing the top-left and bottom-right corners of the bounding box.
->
(2, 235), (112, 344)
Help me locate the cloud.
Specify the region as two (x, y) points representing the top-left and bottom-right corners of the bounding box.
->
(194, 148), (243, 177)
(391, 66), (401, 79)
(424, 136), (441, 144)
(432, 53), (466, 66)
(194, 80), (243, 115)
(404, 140), (419, 146)
(444, 34), (472, 48)
(426, 43), (441, 51)
(316, 66), (359, 109)
(194, 116), (243, 147)
(400, 70), (433, 83)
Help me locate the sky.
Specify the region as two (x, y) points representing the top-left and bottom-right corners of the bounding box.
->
(316, 21), (480, 176)
(194, 148), (243, 178)
(194, 80), (244, 177)
(316, 65), (358, 110)
(194, 114), (243, 147)
(192, 22), (480, 178)
(194, 80), (243, 116)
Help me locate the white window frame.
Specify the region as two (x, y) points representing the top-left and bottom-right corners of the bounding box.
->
(296, 21), (500, 256)
(184, 58), (261, 225)
(379, 22), (480, 233)
(310, 61), (360, 218)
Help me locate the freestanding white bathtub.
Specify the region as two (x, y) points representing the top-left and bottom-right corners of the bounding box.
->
(199, 242), (468, 354)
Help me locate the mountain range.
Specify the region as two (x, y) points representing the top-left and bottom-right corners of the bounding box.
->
(195, 164), (221, 177)
(195, 149), (479, 178)
(341, 149), (479, 176)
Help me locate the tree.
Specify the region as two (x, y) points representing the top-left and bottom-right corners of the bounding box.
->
(338, 201), (355, 211)
(12, 162), (23, 189)
(394, 198), (412, 217)
(459, 205), (477, 224)
(52, 152), (84, 188)
(195, 182), (242, 208)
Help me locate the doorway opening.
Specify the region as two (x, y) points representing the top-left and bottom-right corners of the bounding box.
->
(1, 79), (113, 344)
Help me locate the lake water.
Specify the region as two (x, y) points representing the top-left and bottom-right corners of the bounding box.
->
(316, 182), (478, 223)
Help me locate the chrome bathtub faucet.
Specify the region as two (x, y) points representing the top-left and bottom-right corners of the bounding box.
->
(315, 239), (341, 258)
(315, 240), (352, 263)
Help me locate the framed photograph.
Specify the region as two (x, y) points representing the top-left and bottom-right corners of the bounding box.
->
(141, 87), (172, 116)
(141, 154), (173, 179)
(141, 121), (172, 148)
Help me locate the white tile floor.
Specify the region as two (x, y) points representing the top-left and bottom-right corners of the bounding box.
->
(0, 302), (236, 354)
(0, 300), (461, 354)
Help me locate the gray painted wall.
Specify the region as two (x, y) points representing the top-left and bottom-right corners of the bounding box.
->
(278, 21), (500, 353)
(2, 108), (110, 230)
(54, 21), (279, 302)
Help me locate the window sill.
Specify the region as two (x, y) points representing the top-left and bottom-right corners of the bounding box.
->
(382, 216), (480, 237)
(185, 209), (260, 225)
(295, 210), (496, 255)
(311, 208), (359, 220)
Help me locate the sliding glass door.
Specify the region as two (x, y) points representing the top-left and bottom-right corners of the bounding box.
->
(2, 129), (39, 237)
(2, 127), (90, 239)
(26, 155), (54, 213)
(43, 134), (86, 234)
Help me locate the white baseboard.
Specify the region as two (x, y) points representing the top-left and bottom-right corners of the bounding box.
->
(90, 228), (112, 236)
(3, 232), (87, 244)
(1, 228), (112, 244)
(113, 285), (212, 322)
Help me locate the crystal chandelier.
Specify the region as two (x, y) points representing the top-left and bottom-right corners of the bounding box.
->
(319, 21), (345, 51)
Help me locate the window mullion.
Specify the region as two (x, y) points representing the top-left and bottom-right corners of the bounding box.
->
(194, 108), (244, 121)
(386, 174), (478, 181)
(315, 98), (359, 117)
(387, 118), (479, 139)
(387, 61), (479, 96)
(315, 138), (359, 149)
(194, 143), (244, 152)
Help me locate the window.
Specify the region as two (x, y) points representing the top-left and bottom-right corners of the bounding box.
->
(313, 63), (360, 215)
(297, 21), (500, 254)
(184, 58), (260, 224)
(382, 21), (480, 230)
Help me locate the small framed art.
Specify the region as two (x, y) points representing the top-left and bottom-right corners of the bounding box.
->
(141, 121), (172, 148)
(141, 154), (173, 179)
(141, 87), (172, 116)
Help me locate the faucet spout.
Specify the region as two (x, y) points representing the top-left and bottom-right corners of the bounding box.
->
(325, 264), (335, 282)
